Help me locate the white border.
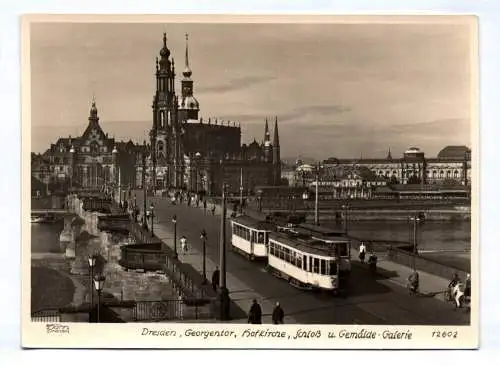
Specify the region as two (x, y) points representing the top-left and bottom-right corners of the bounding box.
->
(1, 0), (499, 363)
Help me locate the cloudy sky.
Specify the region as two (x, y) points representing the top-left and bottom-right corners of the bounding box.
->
(29, 18), (475, 159)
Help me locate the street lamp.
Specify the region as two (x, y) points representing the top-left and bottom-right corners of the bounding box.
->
(200, 229), (207, 284)
(172, 215), (178, 259)
(150, 203), (155, 236)
(93, 274), (106, 323)
(87, 254), (96, 321)
(218, 182), (230, 320)
(195, 152), (202, 193)
(408, 214), (421, 270)
(342, 203), (350, 235)
(257, 189), (263, 212)
(313, 162), (323, 226)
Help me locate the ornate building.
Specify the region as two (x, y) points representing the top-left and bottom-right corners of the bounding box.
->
(36, 98), (138, 194)
(137, 33), (282, 195)
(291, 146), (471, 199)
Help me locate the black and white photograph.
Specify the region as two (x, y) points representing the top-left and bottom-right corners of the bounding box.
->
(22, 14), (478, 349)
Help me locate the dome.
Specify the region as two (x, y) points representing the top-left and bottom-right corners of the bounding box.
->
(437, 145), (470, 159)
(183, 66), (192, 78)
(160, 46), (170, 58)
(178, 95), (199, 110)
(405, 147), (420, 154)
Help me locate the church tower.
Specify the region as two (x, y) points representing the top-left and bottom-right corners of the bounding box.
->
(177, 33), (200, 122)
(272, 117), (281, 185)
(263, 118), (272, 163)
(151, 33), (177, 189)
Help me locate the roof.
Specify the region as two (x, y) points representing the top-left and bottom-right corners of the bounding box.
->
(230, 215), (276, 231)
(298, 223), (345, 237)
(437, 145), (471, 160)
(269, 231), (340, 257)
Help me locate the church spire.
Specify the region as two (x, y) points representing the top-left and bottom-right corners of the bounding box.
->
(264, 118), (270, 144)
(387, 147), (392, 160)
(89, 95), (98, 123)
(183, 33), (192, 78)
(273, 116), (280, 148)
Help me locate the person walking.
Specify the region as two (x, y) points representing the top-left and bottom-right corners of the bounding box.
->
(180, 235), (188, 254)
(359, 242), (367, 264)
(203, 200), (207, 214)
(248, 299), (262, 324)
(272, 301), (284, 324)
(211, 266), (220, 292)
(211, 204), (216, 216)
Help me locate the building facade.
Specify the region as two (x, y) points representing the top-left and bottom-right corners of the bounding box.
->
(36, 98), (138, 194)
(137, 33), (282, 195)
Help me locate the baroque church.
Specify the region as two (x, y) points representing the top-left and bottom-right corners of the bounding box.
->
(136, 33), (282, 195)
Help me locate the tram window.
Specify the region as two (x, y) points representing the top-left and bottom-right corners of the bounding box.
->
(290, 253), (296, 266)
(265, 233), (269, 244)
(313, 258), (320, 274)
(258, 232), (265, 244)
(251, 231), (256, 243)
(303, 255), (307, 271)
(296, 255), (302, 268)
(320, 259), (327, 275)
(309, 257), (312, 272)
(284, 247), (290, 263)
(329, 260), (338, 275)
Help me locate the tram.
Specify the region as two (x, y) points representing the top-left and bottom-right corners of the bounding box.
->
(230, 215), (275, 260)
(267, 230), (344, 293)
(230, 215), (351, 293)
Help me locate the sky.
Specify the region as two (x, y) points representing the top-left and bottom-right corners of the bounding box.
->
(29, 18), (475, 160)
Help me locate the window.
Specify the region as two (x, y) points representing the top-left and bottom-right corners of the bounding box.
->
(296, 255), (302, 269)
(320, 259), (327, 275)
(329, 260), (338, 275)
(309, 257), (312, 272)
(303, 255), (307, 271)
(313, 258), (320, 274)
(258, 232), (265, 244)
(251, 230), (256, 243)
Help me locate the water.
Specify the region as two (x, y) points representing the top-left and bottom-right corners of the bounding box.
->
(326, 220), (471, 251)
(31, 221), (64, 253)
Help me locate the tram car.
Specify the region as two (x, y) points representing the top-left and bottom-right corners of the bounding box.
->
(267, 230), (346, 293)
(230, 215), (275, 260)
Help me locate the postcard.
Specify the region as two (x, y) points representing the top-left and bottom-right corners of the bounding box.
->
(22, 14), (479, 349)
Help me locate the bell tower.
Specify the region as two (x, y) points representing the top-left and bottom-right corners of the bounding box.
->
(151, 32), (177, 189)
(178, 33), (200, 122)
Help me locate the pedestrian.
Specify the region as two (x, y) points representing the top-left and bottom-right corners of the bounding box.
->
(211, 266), (220, 292)
(272, 301), (284, 324)
(464, 273), (471, 298)
(180, 235), (188, 254)
(248, 299), (262, 324)
(359, 242), (367, 264)
(203, 200), (207, 214)
(211, 204), (216, 216)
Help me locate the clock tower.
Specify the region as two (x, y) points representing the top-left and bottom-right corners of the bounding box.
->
(177, 33), (200, 122)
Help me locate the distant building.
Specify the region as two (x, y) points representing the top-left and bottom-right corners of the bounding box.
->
(138, 33), (282, 195)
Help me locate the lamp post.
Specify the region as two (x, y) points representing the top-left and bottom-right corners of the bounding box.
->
(218, 182), (230, 320)
(313, 163), (322, 226)
(172, 214), (178, 259)
(93, 274), (106, 323)
(195, 152), (201, 193)
(87, 254), (96, 322)
(200, 229), (207, 284)
(257, 189), (263, 212)
(150, 203), (155, 236)
(342, 203), (350, 235)
(408, 214), (421, 270)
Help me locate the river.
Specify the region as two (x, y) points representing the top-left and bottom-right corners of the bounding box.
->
(30, 217), (471, 255)
(31, 221), (65, 253)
